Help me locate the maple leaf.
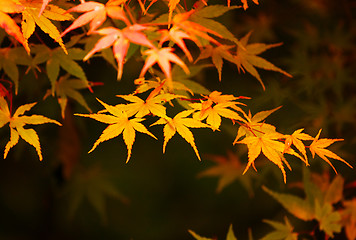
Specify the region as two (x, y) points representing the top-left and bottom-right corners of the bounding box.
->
(198, 151), (255, 195)
(32, 45), (87, 92)
(233, 106), (281, 143)
(196, 44), (237, 81)
(315, 201), (342, 238)
(16, 0), (73, 53)
(140, 47), (190, 82)
(64, 165), (128, 222)
(168, 0), (180, 26)
(172, 11), (223, 47)
(189, 5), (239, 44)
(190, 91), (247, 131)
(0, 1), (28, 52)
(159, 26), (196, 62)
(236, 133), (304, 183)
(39, 0), (51, 16)
(75, 98), (156, 163)
(261, 217), (298, 240)
(44, 74), (94, 118)
(60, 0), (129, 37)
(235, 32), (292, 90)
(263, 169), (346, 225)
(236, 133), (286, 181)
(116, 91), (182, 118)
(151, 109), (211, 160)
(0, 97), (61, 161)
(83, 25), (153, 80)
(309, 129), (352, 173)
(0, 46), (33, 94)
(262, 185), (315, 221)
(283, 128), (314, 165)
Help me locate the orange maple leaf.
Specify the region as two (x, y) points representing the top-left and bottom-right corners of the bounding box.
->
(172, 11), (222, 46)
(309, 129), (352, 173)
(75, 98), (156, 163)
(0, 97), (61, 161)
(140, 47), (190, 82)
(60, 0), (129, 37)
(196, 45), (236, 81)
(0, 1), (27, 52)
(235, 32), (292, 90)
(83, 25), (153, 79)
(151, 110), (211, 160)
(198, 151), (255, 194)
(159, 26), (196, 62)
(11, 0), (73, 53)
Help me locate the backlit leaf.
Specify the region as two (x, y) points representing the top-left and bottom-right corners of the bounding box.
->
(261, 217), (297, 240)
(75, 98), (156, 163)
(309, 129), (352, 173)
(315, 201), (342, 238)
(60, 1), (129, 37)
(151, 110), (211, 160)
(262, 186), (314, 221)
(0, 97), (61, 161)
(235, 32), (292, 90)
(198, 151), (254, 195)
(18, 0), (73, 53)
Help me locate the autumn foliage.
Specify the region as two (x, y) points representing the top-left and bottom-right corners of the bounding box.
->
(0, 0), (355, 239)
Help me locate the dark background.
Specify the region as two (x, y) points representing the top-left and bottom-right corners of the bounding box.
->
(0, 0), (355, 239)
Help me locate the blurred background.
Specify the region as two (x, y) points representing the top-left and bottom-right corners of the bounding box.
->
(0, 0), (355, 239)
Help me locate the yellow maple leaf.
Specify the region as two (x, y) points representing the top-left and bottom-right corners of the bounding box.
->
(17, 0), (73, 53)
(233, 106), (281, 143)
(283, 128), (314, 165)
(189, 91), (247, 131)
(151, 110), (211, 160)
(116, 83), (183, 118)
(309, 129), (352, 173)
(75, 98), (156, 163)
(236, 133), (303, 183)
(0, 97), (61, 161)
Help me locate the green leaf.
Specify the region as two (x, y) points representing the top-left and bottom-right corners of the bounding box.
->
(190, 16), (238, 44)
(315, 201), (342, 238)
(324, 175), (344, 205)
(46, 74), (92, 118)
(302, 167), (323, 208)
(33, 45), (87, 93)
(261, 217), (297, 240)
(171, 64), (210, 109)
(0, 47), (33, 94)
(46, 58), (60, 90)
(64, 165), (127, 222)
(262, 186), (314, 221)
(193, 5), (238, 19)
